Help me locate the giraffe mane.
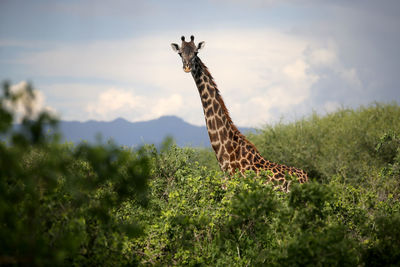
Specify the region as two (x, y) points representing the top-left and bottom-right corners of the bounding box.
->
(196, 57), (262, 154)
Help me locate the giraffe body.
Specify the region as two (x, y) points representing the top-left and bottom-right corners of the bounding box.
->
(171, 36), (308, 190)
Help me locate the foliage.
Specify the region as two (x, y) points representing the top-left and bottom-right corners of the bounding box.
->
(126, 129), (399, 266)
(248, 103), (400, 183)
(0, 82), (150, 266)
(1, 82), (399, 266)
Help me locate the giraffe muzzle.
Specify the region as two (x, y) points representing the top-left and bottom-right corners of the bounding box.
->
(183, 65), (191, 73)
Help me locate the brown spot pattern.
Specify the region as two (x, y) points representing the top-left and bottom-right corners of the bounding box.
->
(190, 56), (308, 192)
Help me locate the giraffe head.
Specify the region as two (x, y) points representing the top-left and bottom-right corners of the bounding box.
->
(171, 35), (205, 73)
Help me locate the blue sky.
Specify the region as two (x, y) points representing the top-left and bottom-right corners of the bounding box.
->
(1, 0), (399, 127)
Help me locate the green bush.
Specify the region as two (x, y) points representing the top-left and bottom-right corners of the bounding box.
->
(0, 82), (150, 266)
(1, 81), (399, 266)
(249, 104), (400, 183)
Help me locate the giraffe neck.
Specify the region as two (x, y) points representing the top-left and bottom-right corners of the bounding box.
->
(191, 57), (261, 173)
(188, 56), (308, 190)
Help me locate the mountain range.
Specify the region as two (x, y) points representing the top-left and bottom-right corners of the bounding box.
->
(56, 115), (255, 147)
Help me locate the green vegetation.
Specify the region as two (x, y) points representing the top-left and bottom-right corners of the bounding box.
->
(1, 82), (399, 266)
(248, 103), (400, 184)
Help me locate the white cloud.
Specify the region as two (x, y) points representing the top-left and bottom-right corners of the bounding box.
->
(191, 30), (320, 126)
(86, 88), (183, 122)
(339, 68), (362, 89)
(324, 101), (341, 113)
(305, 43), (363, 92)
(86, 88), (145, 118)
(151, 94), (183, 118)
(307, 47), (337, 67)
(16, 35), (187, 93)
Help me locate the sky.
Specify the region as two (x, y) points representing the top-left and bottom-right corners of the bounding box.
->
(0, 0), (399, 127)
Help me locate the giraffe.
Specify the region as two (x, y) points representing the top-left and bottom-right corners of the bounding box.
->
(171, 35), (308, 191)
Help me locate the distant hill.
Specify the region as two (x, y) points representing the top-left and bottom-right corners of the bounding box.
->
(57, 116), (255, 147)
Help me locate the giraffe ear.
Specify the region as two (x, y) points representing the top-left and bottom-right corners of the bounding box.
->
(171, 43), (180, 52)
(197, 41), (205, 50)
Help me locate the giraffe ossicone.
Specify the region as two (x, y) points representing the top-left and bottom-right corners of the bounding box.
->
(171, 35), (308, 191)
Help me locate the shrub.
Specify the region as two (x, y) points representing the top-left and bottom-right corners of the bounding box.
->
(0, 82), (150, 266)
(1, 81), (399, 266)
(249, 104), (400, 183)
